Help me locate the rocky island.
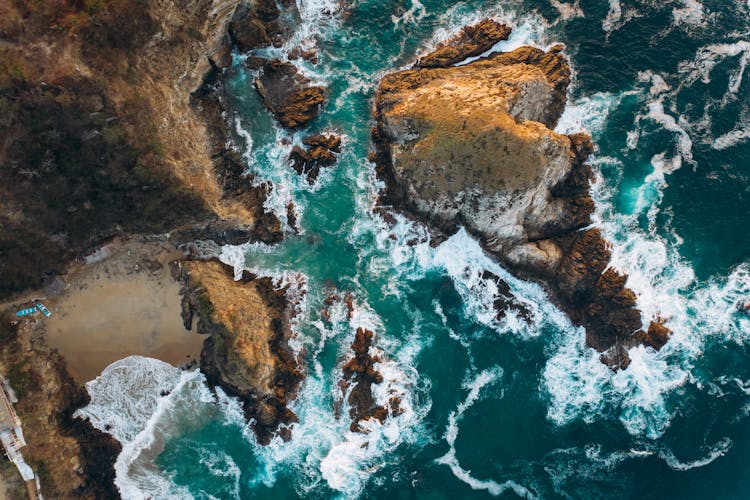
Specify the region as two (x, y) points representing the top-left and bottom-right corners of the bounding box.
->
(372, 20), (670, 368)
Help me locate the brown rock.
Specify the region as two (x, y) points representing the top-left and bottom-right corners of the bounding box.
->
(230, 14), (271, 51)
(180, 260), (304, 444)
(340, 328), (391, 432)
(288, 134), (341, 183)
(644, 320), (671, 350)
(255, 60), (326, 128)
(303, 133), (342, 152)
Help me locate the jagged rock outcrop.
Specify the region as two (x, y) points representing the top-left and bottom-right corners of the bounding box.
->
(288, 133), (342, 183)
(254, 60), (326, 128)
(174, 259), (304, 444)
(339, 328), (401, 432)
(372, 23), (661, 368)
(229, 0), (286, 51)
(415, 19), (512, 69)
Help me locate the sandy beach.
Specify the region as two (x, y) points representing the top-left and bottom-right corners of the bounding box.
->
(41, 239), (204, 382)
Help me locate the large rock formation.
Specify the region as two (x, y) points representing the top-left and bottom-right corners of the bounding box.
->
(254, 60), (326, 129)
(372, 21), (663, 368)
(175, 260), (304, 444)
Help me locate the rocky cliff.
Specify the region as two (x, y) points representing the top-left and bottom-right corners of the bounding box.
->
(0, 0), (309, 494)
(372, 21), (667, 368)
(0, 0), (279, 298)
(0, 317), (121, 499)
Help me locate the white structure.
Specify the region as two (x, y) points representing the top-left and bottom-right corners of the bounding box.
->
(0, 377), (40, 496)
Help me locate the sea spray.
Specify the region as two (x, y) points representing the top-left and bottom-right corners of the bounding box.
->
(75, 357), (217, 498)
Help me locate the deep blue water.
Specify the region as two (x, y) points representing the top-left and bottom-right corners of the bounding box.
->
(78, 0), (750, 498)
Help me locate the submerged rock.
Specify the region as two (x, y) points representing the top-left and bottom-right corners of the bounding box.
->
(254, 60), (326, 128)
(372, 23), (658, 368)
(481, 270), (533, 323)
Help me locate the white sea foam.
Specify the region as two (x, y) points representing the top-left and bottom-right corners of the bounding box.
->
(713, 124), (750, 149)
(75, 357), (183, 443)
(76, 357), (218, 499)
(658, 438), (732, 470)
(559, 119), (695, 439)
(556, 92), (622, 136)
(197, 448), (243, 498)
(543, 334), (611, 427)
(672, 0), (706, 27)
(679, 40), (750, 95)
(435, 367), (536, 498)
(636, 71), (695, 168)
(391, 0), (427, 28)
(601, 0), (639, 34)
(232, 117), (297, 229)
(549, 0), (584, 20)
(284, 0), (342, 53)
(366, 217), (567, 338)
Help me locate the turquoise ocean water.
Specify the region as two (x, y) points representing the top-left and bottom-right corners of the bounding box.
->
(76, 0), (750, 498)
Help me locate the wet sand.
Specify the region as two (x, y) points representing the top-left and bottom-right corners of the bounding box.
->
(44, 239), (205, 382)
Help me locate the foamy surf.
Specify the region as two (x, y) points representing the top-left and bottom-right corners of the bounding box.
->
(75, 357), (218, 499)
(547, 46), (750, 441)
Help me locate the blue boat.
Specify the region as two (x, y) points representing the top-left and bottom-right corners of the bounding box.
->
(14, 303), (52, 318)
(36, 303), (51, 317)
(15, 307), (37, 317)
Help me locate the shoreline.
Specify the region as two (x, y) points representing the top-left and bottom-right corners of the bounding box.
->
(0, 0), (302, 495)
(41, 238), (204, 383)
